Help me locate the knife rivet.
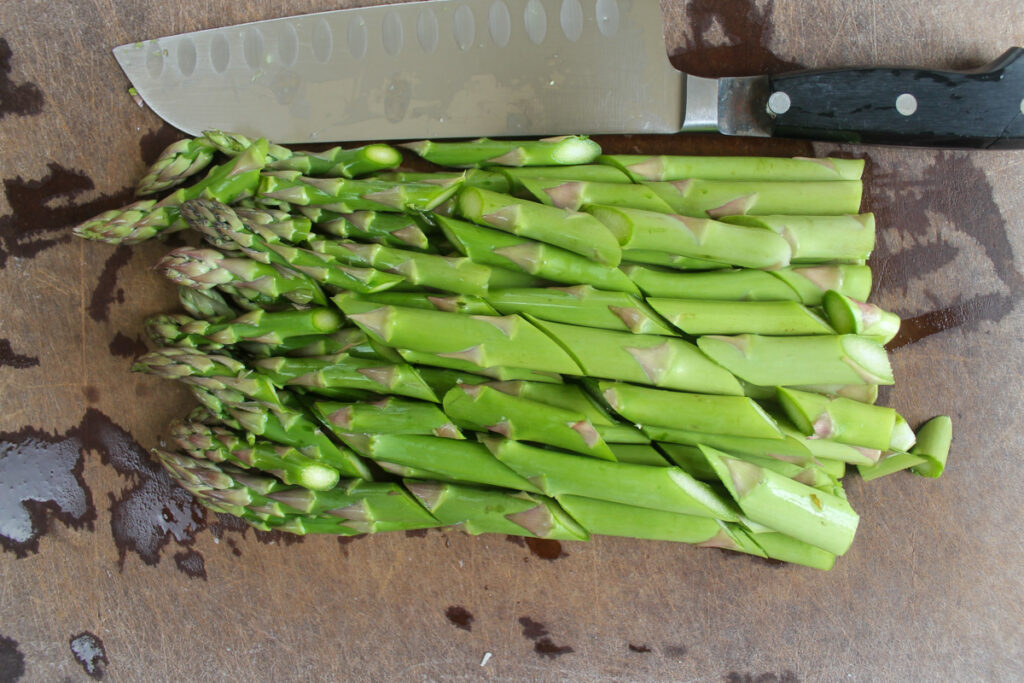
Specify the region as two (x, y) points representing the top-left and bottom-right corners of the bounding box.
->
(896, 93), (917, 116)
(767, 91), (791, 115)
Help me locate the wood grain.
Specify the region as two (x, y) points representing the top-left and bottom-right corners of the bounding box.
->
(1, 1), (1022, 681)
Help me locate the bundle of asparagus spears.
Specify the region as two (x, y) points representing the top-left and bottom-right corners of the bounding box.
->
(74, 133), (952, 569)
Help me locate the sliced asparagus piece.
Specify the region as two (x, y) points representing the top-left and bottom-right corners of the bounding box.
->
(776, 387), (898, 451)
(858, 415), (952, 480)
(822, 290), (901, 343)
(401, 135), (601, 167)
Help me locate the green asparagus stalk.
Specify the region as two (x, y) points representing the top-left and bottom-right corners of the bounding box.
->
(136, 136), (217, 195)
(395, 348), (565, 384)
(442, 383), (616, 460)
(197, 308), (343, 345)
(144, 314), (219, 350)
(601, 382), (784, 440)
(316, 211), (434, 251)
(315, 397), (462, 438)
(345, 291), (498, 316)
(620, 250), (724, 270)
(456, 187), (622, 266)
(519, 178), (675, 212)
(74, 139), (269, 244)
(251, 353), (439, 402)
(858, 415), (952, 480)
(262, 241), (408, 293)
(588, 205), (793, 269)
(622, 265), (869, 303)
(647, 298), (834, 336)
(170, 420), (340, 491)
(499, 165), (632, 191)
(257, 170), (462, 212)
(701, 445), (859, 555)
(598, 154), (864, 182)
(555, 494), (723, 543)
(178, 286), (239, 320)
(696, 334), (894, 386)
(267, 479), (440, 531)
(156, 246), (327, 307)
(235, 206), (313, 244)
(375, 170), (511, 194)
(485, 285), (675, 335)
(644, 179), (863, 217)
(435, 215), (640, 294)
(483, 436), (739, 521)
(776, 387), (899, 451)
(405, 481), (588, 539)
(772, 265), (873, 305)
(646, 427), (813, 464)
(238, 328), (369, 359)
(333, 294), (582, 376)
(401, 135), (601, 167)
(200, 130), (290, 160)
(822, 290), (901, 343)
(527, 318), (744, 395)
(721, 214), (875, 264)
(268, 143), (403, 177)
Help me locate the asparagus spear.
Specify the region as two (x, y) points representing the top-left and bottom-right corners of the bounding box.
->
(405, 481), (588, 539)
(136, 136), (217, 195)
(268, 143), (403, 177)
(315, 397), (462, 438)
(556, 494), (723, 543)
(375, 170), (511, 194)
(858, 415), (952, 480)
(598, 154), (864, 182)
(621, 265), (807, 302)
(436, 215), (640, 294)
(644, 179), (863, 217)
(647, 298), (835, 336)
(485, 285), (675, 335)
(395, 348), (565, 384)
(178, 286), (239, 320)
(401, 135), (601, 167)
(620, 250), (724, 270)
(267, 479), (440, 531)
(456, 187), (622, 266)
(722, 214), (875, 264)
(776, 387), (900, 451)
(772, 265), (873, 305)
(499, 164), (632, 191)
(519, 178), (675, 212)
(588, 205), (793, 269)
(442, 383), (616, 460)
(696, 334), (894, 386)
(316, 211), (433, 251)
(251, 353), (440, 402)
(822, 290), (901, 343)
(257, 170), (463, 212)
(345, 291), (498, 316)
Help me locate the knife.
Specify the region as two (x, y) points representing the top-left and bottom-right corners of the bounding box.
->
(114, 0), (1024, 148)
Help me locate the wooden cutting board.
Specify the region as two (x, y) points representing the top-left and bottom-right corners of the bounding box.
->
(1, 1), (1021, 680)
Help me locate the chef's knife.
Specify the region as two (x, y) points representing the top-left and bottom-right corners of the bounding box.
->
(114, 0), (1024, 148)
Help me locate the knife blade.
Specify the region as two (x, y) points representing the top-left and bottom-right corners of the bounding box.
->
(114, 0), (1024, 148)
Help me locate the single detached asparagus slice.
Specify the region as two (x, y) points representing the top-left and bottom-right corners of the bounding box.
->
(589, 205), (793, 269)
(557, 494), (725, 543)
(697, 334), (894, 386)
(309, 238), (492, 296)
(777, 387), (899, 451)
(486, 285), (674, 335)
(701, 446), (859, 555)
(771, 265), (873, 305)
(858, 415), (952, 480)
(644, 179), (863, 217)
(624, 265), (800, 301)
(647, 298), (834, 336)
(529, 318), (743, 395)
(334, 294), (582, 376)
(484, 436), (738, 521)
(456, 187), (622, 266)
(602, 382), (784, 440)
(405, 481), (588, 539)
(157, 246), (327, 307)
(315, 397), (462, 438)
(499, 165), (631, 192)
(267, 479), (440, 529)
(257, 170), (462, 212)
(74, 140), (269, 244)
(316, 211), (433, 251)
(443, 384), (616, 460)
(400, 135), (601, 167)
(178, 286), (239, 320)
(251, 354), (439, 402)
(170, 420), (340, 491)
(436, 215), (639, 294)
(346, 433), (540, 492)
(621, 250), (724, 270)
(136, 136), (217, 195)
(822, 290), (901, 343)
(268, 143), (403, 177)
(721, 214), (875, 264)
(519, 178), (675, 213)
(598, 155), (864, 182)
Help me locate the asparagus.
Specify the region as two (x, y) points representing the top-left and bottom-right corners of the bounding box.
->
(456, 187), (622, 266)
(178, 286), (239, 320)
(696, 334), (894, 386)
(436, 215), (640, 294)
(375, 170), (511, 194)
(772, 265), (873, 305)
(556, 494), (723, 543)
(136, 136), (217, 195)
(251, 353), (439, 402)
(648, 298), (834, 336)
(588, 205), (793, 269)
(405, 481), (588, 539)
(519, 178), (675, 212)
(395, 348), (565, 384)
(316, 211), (433, 251)
(74, 140), (269, 244)
(198, 308), (343, 345)
(401, 135), (601, 167)
(442, 383), (616, 460)
(598, 154), (864, 182)
(644, 179), (863, 217)
(624, 265), (872, 303)
(346, 291), (498, 316)
(858, 415), (952, 480)
(499, 164), (632, 191)
(315, 397), (462, 438)
(485, 286), (675, 335)
(269, 143), (403, 177)
(721, 214), (875, 264)
(620, 250), (724, 270)
(257, 170), (462, 212)
(267, 479), (440, 531)
(776, 387), (900, 451)
(823, 290), (901, 343)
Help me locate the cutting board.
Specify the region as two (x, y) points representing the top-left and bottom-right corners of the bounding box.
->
(1, 1), (1022, 680)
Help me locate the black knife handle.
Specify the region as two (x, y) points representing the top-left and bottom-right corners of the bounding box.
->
(762, 47), (1024, 149)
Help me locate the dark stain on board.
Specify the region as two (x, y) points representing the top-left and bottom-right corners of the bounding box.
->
(0, 163), (133, 269)
(0, 634), (26, 682)
(68, 632), (108, 680)
(524, 538), (567, 561)
(628, 644), (652, 653)
(108, 332), (148, 360)
(870, 151), (1021, 346)
(404, 528), (429, 538)
(726, 672), (800, 683)
(444, 606), (474, 632)
(0, 338), (39, 369)
(0, 38), (44, 119)
(82, 386), (101, 404)
(86, 246), (132, 322)
(664, 644), (689, 658)
(518, 617), (575, 660)
(173, 548), (207, 580)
